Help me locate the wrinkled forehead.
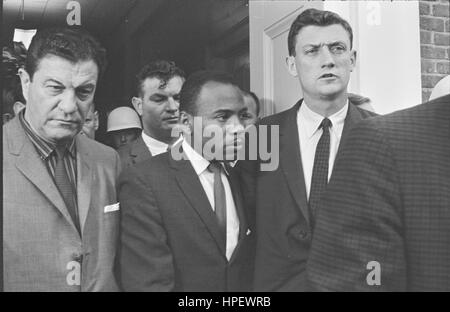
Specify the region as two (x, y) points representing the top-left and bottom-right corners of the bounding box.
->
(296, 24), (351, 48)
(196, 82), (244, 113)
(141, 76), (184, 96)
(33, 54), (99, 82)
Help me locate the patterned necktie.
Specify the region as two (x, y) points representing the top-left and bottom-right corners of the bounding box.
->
(54, 147), (80, 234)
(309, 118), (332, 228)
(208, 161), (227, 248)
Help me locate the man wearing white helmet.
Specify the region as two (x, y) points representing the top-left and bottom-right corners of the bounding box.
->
(117, 60), (185, 169)
(107, 106), (142, 149)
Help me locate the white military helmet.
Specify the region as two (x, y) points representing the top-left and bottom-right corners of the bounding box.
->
(429, 75), (450, 101)
(107, 106), (142, 132)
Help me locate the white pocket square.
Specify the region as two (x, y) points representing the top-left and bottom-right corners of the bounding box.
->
(246, 229), (251, 236)
(104, 202), (120, 213)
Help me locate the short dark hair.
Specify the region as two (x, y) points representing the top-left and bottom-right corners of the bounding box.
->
(179, 70), (240, 115)
(26, 27), (107, 80)
(288, 8), (353, 56)
(135, 60), (186, 97)
(3, 42), (27, 115)
(242, 91), (261, 117)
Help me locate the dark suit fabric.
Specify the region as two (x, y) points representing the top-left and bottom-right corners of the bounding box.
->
(307, 94), (450, 291)
(117, 135), (151, 169)
(118, 150), (255, 291)
(249, 100), (376, 291)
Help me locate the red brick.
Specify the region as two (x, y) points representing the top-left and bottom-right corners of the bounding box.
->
(436, 61), (450, 74)
(422, 74), (445, 88)
(446, 19), (450, 32)
(434, 32), (450, 46)
(432, 4), (449, 17)
(421, 45), (447, 59)
(422, 59), (436, 73)
(420, 16), (445, 31)
(420, 2), (430, 15)
(420, 30), (432, 44)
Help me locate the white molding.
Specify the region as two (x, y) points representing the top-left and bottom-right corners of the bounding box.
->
(262, 4), (306, 115)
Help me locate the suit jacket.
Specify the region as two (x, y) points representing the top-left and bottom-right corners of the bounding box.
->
(307, 94), (450, 291)
(3, 116), (122, 292)
(248, 99), (377, 291)
(118, 147), (255, 291)
(117, 135), (151, 169)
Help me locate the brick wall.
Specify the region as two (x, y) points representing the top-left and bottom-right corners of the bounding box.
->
(419, 0), (450, 101)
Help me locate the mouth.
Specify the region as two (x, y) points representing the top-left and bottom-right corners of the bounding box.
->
(55, 119), (78, 126)
(163, 116), (179, 123)
(319, 73), (337, 79)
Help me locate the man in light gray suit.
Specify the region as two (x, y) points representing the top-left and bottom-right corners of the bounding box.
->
(3, 27), (121, 291)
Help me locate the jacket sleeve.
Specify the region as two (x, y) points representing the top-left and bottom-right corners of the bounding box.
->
(117, 165), (175, 291)
(307, 120), (407, 291)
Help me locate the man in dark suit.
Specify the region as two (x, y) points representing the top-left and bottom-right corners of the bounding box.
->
(3, 27), (121, 291)
(118, 70), (254, 291)
(117, 60), (185, 168)
(248, 8), (377, 291)
(307, 94), (450, 291)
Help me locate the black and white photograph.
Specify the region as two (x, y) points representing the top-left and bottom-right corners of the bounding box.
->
(1, 0), (449, 297)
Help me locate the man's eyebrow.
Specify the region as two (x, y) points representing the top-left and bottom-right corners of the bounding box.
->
(77, 83), (96, 89)
(44, 78), (64, 85)
(303, 41), (347, 49)
(213, 109), (235, 115)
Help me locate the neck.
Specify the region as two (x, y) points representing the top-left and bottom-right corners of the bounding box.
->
(303, 92), (348, 117)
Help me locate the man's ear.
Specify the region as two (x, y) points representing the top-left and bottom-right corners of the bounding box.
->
(13, 101), (26, 115)
(93, 110), (99, 131)
(179, 111), (192, 135)
(131, 97), (143, 116)
(350, 50), (357, 72)
(18, 68), (30, 103)
(286, 56), (298, 77)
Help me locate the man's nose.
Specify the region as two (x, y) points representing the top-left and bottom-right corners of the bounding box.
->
(58, 91), (78, 114)
(120, 134), (128, 143)
(166, 98), (179, 112)
(320, 46), (335, 68)
(227, 115), (245, 134)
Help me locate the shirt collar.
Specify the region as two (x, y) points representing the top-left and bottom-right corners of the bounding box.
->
(19, 109), (76, 159)
(181, 139), (230, 176)
(141, 131), (169, 154)
(298, 100), (349, 139)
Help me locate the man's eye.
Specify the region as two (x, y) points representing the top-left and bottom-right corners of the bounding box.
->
(48, 85), (63, 92)
(241, 112), (251, 119)
(306, 48), (318, 54)
(216, 115), (228, 122)
(331, 45), (345, 53)
(77, 90), (92, 100)
(173, 95), (180, 102)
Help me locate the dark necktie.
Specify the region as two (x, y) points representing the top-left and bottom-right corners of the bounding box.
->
(208, 161), (227, 248)
(54, 147), (80, 234)
(308, 118), (332, 228)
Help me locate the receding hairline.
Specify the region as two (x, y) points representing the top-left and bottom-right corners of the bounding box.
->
(30, 53), (100, 78)
(293, 24), (352, 51)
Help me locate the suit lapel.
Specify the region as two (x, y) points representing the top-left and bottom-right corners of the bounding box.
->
(76, 136), (93, 235)
(279, 100), (311, 226)
(169, 153), (227, 258)
(131, 136), (152, 165)
(10, 118), (80, 234)
(337, 103), (364, 156)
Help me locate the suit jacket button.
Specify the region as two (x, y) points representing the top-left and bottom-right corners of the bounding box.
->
(298, 230), (308, 240)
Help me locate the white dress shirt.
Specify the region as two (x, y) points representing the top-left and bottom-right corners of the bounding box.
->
(142, 132), (182, 156)
(297, 101), (349, 200)
(182, 140), (240, 260)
